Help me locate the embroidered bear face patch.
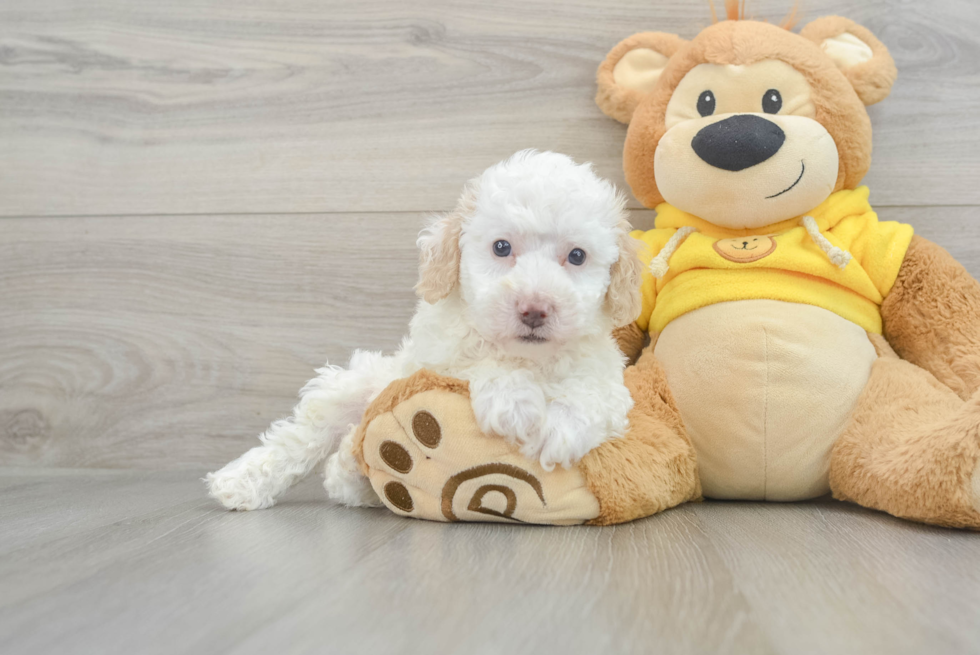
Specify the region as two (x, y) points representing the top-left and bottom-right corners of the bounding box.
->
(713, 236), (777, 263)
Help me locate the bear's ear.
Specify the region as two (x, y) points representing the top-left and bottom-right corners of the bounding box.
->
(800, 16), (897, 106)
(596, 32), (687, 124)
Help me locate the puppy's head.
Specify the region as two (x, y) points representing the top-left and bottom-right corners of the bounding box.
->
(416, 150), (641, 352)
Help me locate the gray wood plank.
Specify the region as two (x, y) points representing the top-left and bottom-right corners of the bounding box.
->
(2, 206), (978, 470)
(690, 501), (980, 655)
(233, 506), (770, 655)
(1, 0), (979, 216)
(0, 213), (422, 469)
(0, 468), (215, 556)
(0, 471), (414, 653)
(1, 470), (977, 655)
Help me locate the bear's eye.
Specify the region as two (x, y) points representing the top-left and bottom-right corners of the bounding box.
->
(493, 240), (511, 257)
(697, 90), (715, 117)
(762, 89), (782, 114)
(567, 248), (587, 266)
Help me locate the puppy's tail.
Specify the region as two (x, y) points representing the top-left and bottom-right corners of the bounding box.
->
(206, 351), (394, 511)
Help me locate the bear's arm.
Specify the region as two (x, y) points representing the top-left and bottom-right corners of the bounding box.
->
(619, 227), (674, 364)
(881, 234), (980, 400)
(613, 322), (646, 364)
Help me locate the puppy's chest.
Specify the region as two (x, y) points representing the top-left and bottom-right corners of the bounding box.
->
(445, 362), (571, 398)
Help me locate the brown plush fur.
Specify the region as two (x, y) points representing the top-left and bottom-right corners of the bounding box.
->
(830, 345), (980, 529)
(613, 322), (646, 363)
(595, 31), (688, 125)
(617, 20), (875, 209)
(799, 16), (897, 106)
(882, 235), (980, 401)
(580, 344), (702, 525)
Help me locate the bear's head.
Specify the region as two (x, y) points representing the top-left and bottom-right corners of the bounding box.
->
(596, 6), (896, 229)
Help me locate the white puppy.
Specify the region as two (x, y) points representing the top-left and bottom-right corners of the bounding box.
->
(207, 150), (642, 511)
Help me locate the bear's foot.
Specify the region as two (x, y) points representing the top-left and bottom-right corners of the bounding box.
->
(351, 370), (601, 525)
(973, 460), (980, 516)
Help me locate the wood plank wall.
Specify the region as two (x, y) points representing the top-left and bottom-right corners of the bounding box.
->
(2, 0), (978, 468)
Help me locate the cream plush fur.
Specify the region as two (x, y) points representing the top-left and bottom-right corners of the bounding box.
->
(206, 151), (642, 511)
(656, 300), (877, 500)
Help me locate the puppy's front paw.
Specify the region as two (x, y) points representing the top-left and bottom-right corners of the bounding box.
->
(536, 402), (608, 471)
(470, 370), (547, 446)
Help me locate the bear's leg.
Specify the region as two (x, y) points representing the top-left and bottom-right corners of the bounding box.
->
(830, 336), (980, 529)
(579, 344), (702, 525)
(352, 346), (701, 525)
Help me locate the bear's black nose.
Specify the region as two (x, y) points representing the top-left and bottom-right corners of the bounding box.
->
(691, 114), (785, 172)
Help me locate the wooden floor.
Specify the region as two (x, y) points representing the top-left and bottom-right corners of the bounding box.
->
(2, 0), (980, 653)
(0, 468), (978, 655)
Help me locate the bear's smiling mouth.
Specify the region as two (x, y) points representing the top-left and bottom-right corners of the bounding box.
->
(732, 243), (759, 251)
(765, 160), (805, 199)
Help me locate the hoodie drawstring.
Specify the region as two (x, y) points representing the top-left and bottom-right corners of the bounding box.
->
(801, 216), (852, 269)
(649, 226), (696, 278)
(649, 217), (853, 279)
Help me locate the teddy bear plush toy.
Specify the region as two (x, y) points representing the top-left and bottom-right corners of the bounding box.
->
(348, 6), (980, 528)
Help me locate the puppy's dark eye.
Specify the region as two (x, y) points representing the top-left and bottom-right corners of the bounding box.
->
(567, 248), (586, 266)
(697, 90), (715, 117)
(493, 240), (511, 257)
(762, 89), (782, 114)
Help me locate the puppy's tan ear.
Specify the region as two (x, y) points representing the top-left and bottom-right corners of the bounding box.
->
(596, 32), (687, 124)
(605, 220), (644, 328)
(415, 180), (478, 303)
(801, 16), (897, 106)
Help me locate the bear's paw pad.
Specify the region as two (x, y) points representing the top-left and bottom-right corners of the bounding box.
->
(360, 388), (599, 525)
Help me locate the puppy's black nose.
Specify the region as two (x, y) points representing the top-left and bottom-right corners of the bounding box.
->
(520, 307), (548, 329)
(691, 114), (785, 172)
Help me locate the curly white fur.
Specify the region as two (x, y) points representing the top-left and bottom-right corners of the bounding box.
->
(206, 150), (640, 511)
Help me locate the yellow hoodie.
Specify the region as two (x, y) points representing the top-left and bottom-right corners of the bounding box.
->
(631, 187), (914, 334)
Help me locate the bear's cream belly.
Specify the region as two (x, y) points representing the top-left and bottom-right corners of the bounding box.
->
(654, 300), (877, 501)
